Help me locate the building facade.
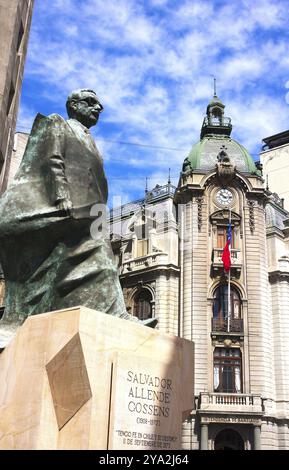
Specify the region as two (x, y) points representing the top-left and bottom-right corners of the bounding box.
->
(0, 0), (34, 194)
(110, 95), (289, 450)
(110, 181), (180, 336)
(7, 130), (29, 186)
(260, 130), (289, 211)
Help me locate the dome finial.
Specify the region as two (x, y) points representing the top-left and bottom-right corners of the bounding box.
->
(210, 74), (217, 98)
(213, 76), (217, 98)
(200, 83), (232, 138)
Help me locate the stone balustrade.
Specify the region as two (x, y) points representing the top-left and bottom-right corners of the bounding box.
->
(212, 248), (242, 276)
(199, 392), (263, 414)
(121, 252), (169, 274)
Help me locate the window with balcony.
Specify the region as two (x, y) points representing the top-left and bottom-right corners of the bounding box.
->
(217, 226), (235, 249)
(133, 289), (152, 321)
(213, 348), (242, 393)
(212, 284), (243, 332)
(136, 239), (148, 257)
(134, 212), (154, 258)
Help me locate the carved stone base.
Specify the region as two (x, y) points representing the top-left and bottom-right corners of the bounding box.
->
(0, 306), (194, 450)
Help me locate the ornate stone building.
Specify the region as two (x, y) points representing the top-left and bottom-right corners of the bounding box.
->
(110, 181), (179, 335)
(110, 94), (289, 450)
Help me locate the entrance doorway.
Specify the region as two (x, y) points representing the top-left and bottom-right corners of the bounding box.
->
(215, 429), (244, 450)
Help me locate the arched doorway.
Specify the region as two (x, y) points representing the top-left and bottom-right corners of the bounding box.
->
(215, 429), (244, 450)
(133, 289), (153, 321)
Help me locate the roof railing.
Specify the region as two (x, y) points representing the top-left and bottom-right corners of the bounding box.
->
(202, 116), (232, 127)
(109, 183), (176, 219)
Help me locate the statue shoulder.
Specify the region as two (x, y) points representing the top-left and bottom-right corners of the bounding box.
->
(29, 113), (68, 135)
(47, 113), (69, 129)
(47, 113), (66, 123)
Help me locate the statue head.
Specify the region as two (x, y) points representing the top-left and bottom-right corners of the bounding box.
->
(66, 89), (103, 128)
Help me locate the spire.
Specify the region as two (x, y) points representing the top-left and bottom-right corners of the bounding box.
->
(213, 76), (217, 98)
(168, 167), (171, 185)
(200, 90), (232, 139)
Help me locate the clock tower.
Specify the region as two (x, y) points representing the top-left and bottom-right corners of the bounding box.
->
(175, 94), (270, 449)
(110, 91), (289, 449)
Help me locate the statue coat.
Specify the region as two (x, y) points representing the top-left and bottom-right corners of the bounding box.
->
(0, 113), (128, 324)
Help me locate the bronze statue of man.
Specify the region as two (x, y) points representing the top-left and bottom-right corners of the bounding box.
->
(0, 88), (156, 345)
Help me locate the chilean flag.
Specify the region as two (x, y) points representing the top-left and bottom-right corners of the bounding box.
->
(222, 223), (232, 272)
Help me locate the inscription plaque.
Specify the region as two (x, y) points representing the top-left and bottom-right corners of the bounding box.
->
(108, 354), (182, 450)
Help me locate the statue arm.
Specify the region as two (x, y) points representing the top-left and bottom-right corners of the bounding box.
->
(46, 114), (72, 213)
(49, 154), (72, 211)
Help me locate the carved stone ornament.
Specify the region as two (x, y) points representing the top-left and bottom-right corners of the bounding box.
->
(182, 157), (192, 175)
(248, 200), (255, 233)
(216, 153), (236, 186)
(210, 210), (241, 226)
(196, 196), (204, 231)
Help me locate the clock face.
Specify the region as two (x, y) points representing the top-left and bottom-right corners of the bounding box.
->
(216, 188), (233, 206)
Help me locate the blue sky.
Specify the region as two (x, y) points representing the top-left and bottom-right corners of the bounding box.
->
(18, 0), (289, 205)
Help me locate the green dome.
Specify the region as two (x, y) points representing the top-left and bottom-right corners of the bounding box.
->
(186, 135), (261, 176)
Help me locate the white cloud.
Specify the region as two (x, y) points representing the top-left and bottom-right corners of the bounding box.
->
(18, 0), (289, 202)
(17, 105), (35, 132)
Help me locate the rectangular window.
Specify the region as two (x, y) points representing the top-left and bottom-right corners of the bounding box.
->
(217, 226), (234, 249)
(0, 147), (4, 167)
(137, 239), (148, 257)
(213, 348), (242, 393)
(17, 21), (24, 51)
(6, 82), (15, 116)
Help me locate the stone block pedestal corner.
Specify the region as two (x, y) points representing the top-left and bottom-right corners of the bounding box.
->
(0, 306), (194, 450)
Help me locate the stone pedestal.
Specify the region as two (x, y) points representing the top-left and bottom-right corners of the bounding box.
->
(0, 307), (194, 450)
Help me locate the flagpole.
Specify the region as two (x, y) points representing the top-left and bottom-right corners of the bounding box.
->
(227, 209), (231, 333)
(227, 269), (231, 332)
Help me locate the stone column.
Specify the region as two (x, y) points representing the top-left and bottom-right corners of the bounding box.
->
(200, 424), (208, 450)
(253, 425), (261, 450)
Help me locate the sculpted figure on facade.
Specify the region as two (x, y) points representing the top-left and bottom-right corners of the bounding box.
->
(0, 88), (157, 342)
(216, 151), (236, 186)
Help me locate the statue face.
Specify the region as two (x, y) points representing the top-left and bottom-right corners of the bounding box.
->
(71, 91), (103, 128)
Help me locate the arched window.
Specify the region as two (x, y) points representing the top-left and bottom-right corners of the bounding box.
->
(133, 289), (152, 320)
(211, 107), (222, 125)
(213, 348), (242, 393)
(212, 285), (242, 332)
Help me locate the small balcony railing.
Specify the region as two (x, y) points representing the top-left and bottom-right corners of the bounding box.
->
(212, 317), (243, 333)
(212, 248), (242, 276)
(198, 392), (263, 414)
(121, 252), (169, 274)
(202, 116), (232, 127)
(213, 248), (241, 264)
